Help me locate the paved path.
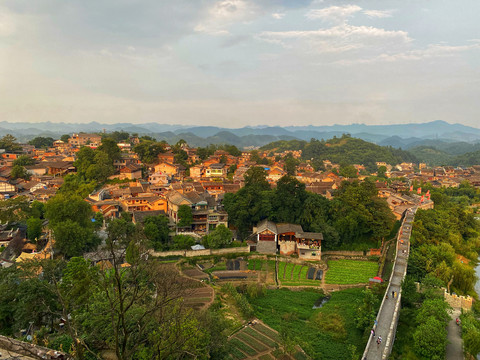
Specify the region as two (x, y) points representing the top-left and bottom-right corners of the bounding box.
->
(446, 309), (463, 360)
(363, 209), (415, 360)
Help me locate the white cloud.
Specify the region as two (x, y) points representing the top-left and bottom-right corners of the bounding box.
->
(257, 24), (411, 53)
(194, 0), (259, 35)
(363, 9), (395, 18)
(338, 42), (480, 64)
(305, 5), (362, 24)
(272, 13), (285, 20)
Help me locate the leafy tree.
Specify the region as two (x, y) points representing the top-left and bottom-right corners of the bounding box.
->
(172, 235), (196, 250)
(10, 165), (30, 180)
(284, 156), (297, 176)
(271, 175), (308, 224)
(74, 146), (96, 176)
(105, 131), (130, 143)
(29, 200), (45, 219)
(339, 164), (358, 178)
(28, 136), (54, 149)
(60, 134), (70, 142)
(243, 166), (270, 190)
(355, 288), (379, 331)
(202, 224), (232, 249)
(98, 137), (121, 161)
(133, 140), (165, 164)
(13, 155), (35, 166)
(143, 215), (170, 250)
(58, 174), (97, 198)
(53, 220), (99, 257)
(45, 194), (93, 228)
(413, 317), (447, 359)
(86, 151), (115, 182)
(26, 217), (43, 241)
(0, 134), (22, 152)
(377, 165), (387, 178)
(177, 204), (193, 228)
(0, 196), (30, 223)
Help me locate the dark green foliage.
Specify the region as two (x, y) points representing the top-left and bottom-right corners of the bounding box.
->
(177, 204), (193, 228)
(13, 155), (35, 166)
(171, 235), (196, 250)
(202, 224), (232, 249)
(409, 191), (480, 294)
(301, 135), (417, 169)
(133, 139), (165, 163)
(105, 131), (130, 143)
(143, 215), (170, 250)
(97, 137), (121, 161)
(0, 134), (22, 152)
(413, 317), (448, 359)
(26, 217), (42, 241)
(60, 134), (70, 142)
(28, 136), (54, 149)
(0, 196), (30, 223)
(10, 165), (30, 180)
(53, 220), (100, 257)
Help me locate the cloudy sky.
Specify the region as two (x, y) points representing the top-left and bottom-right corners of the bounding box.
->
(1, 0), (480, 127)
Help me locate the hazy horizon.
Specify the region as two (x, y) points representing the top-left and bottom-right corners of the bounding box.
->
(1, 1), (479, 127)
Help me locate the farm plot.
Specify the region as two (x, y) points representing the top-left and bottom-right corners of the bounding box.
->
(280, 263), (321, 287)
(227, 321), (308, 359)
(324, 259), (378, 284)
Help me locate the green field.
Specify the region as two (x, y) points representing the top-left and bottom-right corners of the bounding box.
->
(325, 260), (378, 284)
(249, 287), (369, 360)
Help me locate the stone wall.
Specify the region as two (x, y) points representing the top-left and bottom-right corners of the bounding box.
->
(150, 246), (250, 258)
(443, 288), (473, 311)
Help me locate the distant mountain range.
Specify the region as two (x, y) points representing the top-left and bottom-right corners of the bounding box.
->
(1, 120), (480, 151)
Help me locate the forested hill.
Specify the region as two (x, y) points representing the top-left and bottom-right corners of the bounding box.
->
(261, 135), (417, 171)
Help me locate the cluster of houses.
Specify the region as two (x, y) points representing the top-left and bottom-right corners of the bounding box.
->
(1, 132), (479, 263)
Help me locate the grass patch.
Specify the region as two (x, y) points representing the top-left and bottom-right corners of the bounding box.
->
(249, 287), (367, 360)
(292, 265), (303, 280)
(236, 332), (268, 352)
(229, 346), (247, 360)
(253, 324), (281, 343)
(278, 261), (286, 279)
(243, 327), (277, 347)
(284, 263), (295, 280)
(325, 260), (378, 284)
(259, 355), (274, 360)
(229, 338), (257, 356)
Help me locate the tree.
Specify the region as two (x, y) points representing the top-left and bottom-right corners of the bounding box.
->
(53, 220), (99, 257)
(98, 137), (121, 162)
(0, 134), (21, 152)
(45, 194), (93, 228)
(355, 288), (379, 331)
(271, 175), (308, 224)
(172, 235), (196, 250)
(413, 317), (447, 359)
(143, 215), (170, 250)
(60, 134), (70, 143)
(377, 165), (387, 178)
(86, 151), (115, 182)
(284, 156), (297, 176)
(177, 204), (193, 228)
(10, 165), (30, 180)
(339, 164), (358, 178)
(26, 217), (43, 241)
(74, 146), (96, 176)
(0, 196), (30, 223)
(13, 155), (35, 166)
(202, 224), (232, 249)
(28, 136), (54, 149)
(243, 166), (270, 190)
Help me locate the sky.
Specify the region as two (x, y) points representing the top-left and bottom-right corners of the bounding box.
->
(1, 0), (480, 128)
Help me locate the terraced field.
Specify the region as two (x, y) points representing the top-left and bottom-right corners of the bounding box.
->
(324, 259), (378, 284)
(227, 321), (308, 359)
